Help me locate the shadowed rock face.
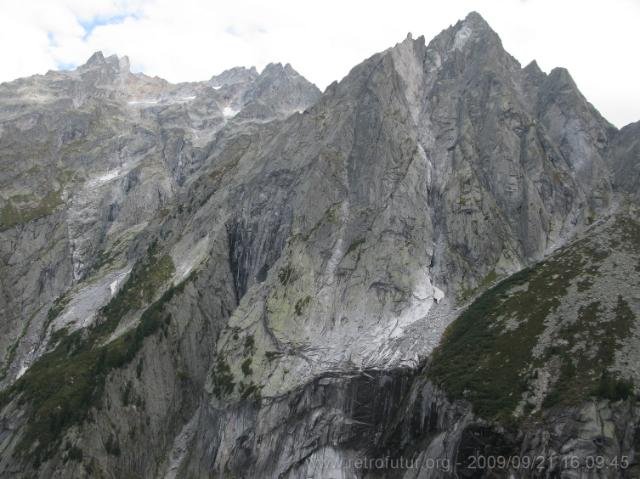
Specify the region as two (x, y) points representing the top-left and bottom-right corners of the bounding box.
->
(610, 121), (640, 198)
(0, 11), (639, 479)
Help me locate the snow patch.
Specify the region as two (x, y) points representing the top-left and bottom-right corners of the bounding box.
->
(16, 365), (28, 379)
(127, 99), (159, 105)
(389, 273), (439, 339)
(434, 286), (445, 303)
(86, 168), (123, 188)
(128, 96), (195, 106)
(109, 273), (127, 296)
(223, 106), (239, 118)
(453, 23), (473, 50)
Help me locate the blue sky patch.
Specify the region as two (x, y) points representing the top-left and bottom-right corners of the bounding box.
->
(56, 62), (77, 71)
(79, 14), (133, 40)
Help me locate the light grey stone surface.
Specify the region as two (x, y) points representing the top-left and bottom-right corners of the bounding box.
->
(0, 11), (638, 479)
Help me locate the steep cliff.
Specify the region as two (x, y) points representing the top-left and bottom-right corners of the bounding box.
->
(0, 11), (638, 479)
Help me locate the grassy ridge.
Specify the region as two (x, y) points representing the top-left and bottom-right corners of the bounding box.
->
(429, 220), (638, 421)
(429, 266), (545, 420)
(0, 190), (64, 232)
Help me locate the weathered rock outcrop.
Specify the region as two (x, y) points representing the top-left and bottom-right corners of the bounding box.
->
(0, 53), (320, 389)
(610, 121), (640, 199)
(0, 11), (638, 479)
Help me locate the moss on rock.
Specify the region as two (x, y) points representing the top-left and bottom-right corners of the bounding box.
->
(1, 245), (181, 462)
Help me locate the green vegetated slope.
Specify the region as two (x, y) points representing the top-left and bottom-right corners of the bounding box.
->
(0, 242), (181, 463)
(430, 215), (640, 422)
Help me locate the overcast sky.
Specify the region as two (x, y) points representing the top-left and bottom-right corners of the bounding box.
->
(0, 0), (638, 127)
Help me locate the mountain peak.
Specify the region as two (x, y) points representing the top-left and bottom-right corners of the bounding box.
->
(452, 11), (500, 48)
(548, 66), (575, 82)
(262, 62), (286, 74)
(463, 11), (491, 29)
(261, 62), (305, 80)
(118, 55), (130, 72)
(524, 59), (542, 72)
(422, 11), (502, 56)
(85, 51), (105, 66)
(79, 51), (130, 75)
(2, 12), (638, 479)
(209, 66), (259, 86)
(522, 59), (547, 88)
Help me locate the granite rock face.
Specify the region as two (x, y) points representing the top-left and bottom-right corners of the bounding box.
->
(0, 11), (639, 479)
(610, 121), (640, 199)
(0, 54), (320, 387)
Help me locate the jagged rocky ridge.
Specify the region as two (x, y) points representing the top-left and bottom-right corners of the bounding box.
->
(0, 11), (638, 478)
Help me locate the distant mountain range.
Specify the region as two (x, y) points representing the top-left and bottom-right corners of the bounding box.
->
(0, 11), (639, 479)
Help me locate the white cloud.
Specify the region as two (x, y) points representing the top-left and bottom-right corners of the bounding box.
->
(0, 0), (638, 127)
